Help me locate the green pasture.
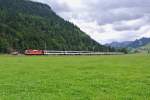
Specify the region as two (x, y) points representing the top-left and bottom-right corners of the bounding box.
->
(0, 54), (149, 100)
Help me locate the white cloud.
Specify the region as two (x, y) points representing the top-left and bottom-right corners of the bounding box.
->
(32, 0), (150, 44)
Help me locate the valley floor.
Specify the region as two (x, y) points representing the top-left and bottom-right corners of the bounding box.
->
(0, 54), (150, 100)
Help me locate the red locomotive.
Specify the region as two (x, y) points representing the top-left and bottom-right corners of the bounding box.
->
(25, 49), (44, 55)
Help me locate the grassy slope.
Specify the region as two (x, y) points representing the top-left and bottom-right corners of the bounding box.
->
(141, 43), (150, 49)
(0, 55), (150, 99)
(137, 43), (150, 53)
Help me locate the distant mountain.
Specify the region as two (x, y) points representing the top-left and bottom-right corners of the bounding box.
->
(0, 0), (114, 53)
(105, 41), (132, 48)
(128, 37), (150, 48)
(106, 37), (150, 49)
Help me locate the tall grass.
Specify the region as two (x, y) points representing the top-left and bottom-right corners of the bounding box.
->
(0, 55), (149, 100)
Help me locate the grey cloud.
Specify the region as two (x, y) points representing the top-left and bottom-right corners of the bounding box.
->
(113, 25), (140, 31)
(49, 1), (71, 13)
(79, 0), (150, 25)
(113, 16), (150, 31)
(85, 0), (150, 10)
(85, 7), (149, 25)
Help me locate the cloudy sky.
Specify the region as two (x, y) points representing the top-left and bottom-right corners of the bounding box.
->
(32, 0), (150, 44)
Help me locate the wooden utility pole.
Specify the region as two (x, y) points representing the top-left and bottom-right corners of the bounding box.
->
(45, 42), (47, 50)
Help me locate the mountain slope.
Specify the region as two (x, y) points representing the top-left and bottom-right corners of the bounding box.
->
(106, 37), (150, 49)
(0, 0), (113, 53)
(127, 38), (150, 48)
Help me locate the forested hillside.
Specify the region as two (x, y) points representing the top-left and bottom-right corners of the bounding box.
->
(0, 0), (114, 53)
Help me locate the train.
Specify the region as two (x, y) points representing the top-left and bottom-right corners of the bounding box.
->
(25, 49), (44, 55)
(24, 49), (124, 55)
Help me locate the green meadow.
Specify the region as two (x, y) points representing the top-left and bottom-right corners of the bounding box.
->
(0, 54), (150, 100)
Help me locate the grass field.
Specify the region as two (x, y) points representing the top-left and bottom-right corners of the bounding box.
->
(0, 54), (150, 100)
